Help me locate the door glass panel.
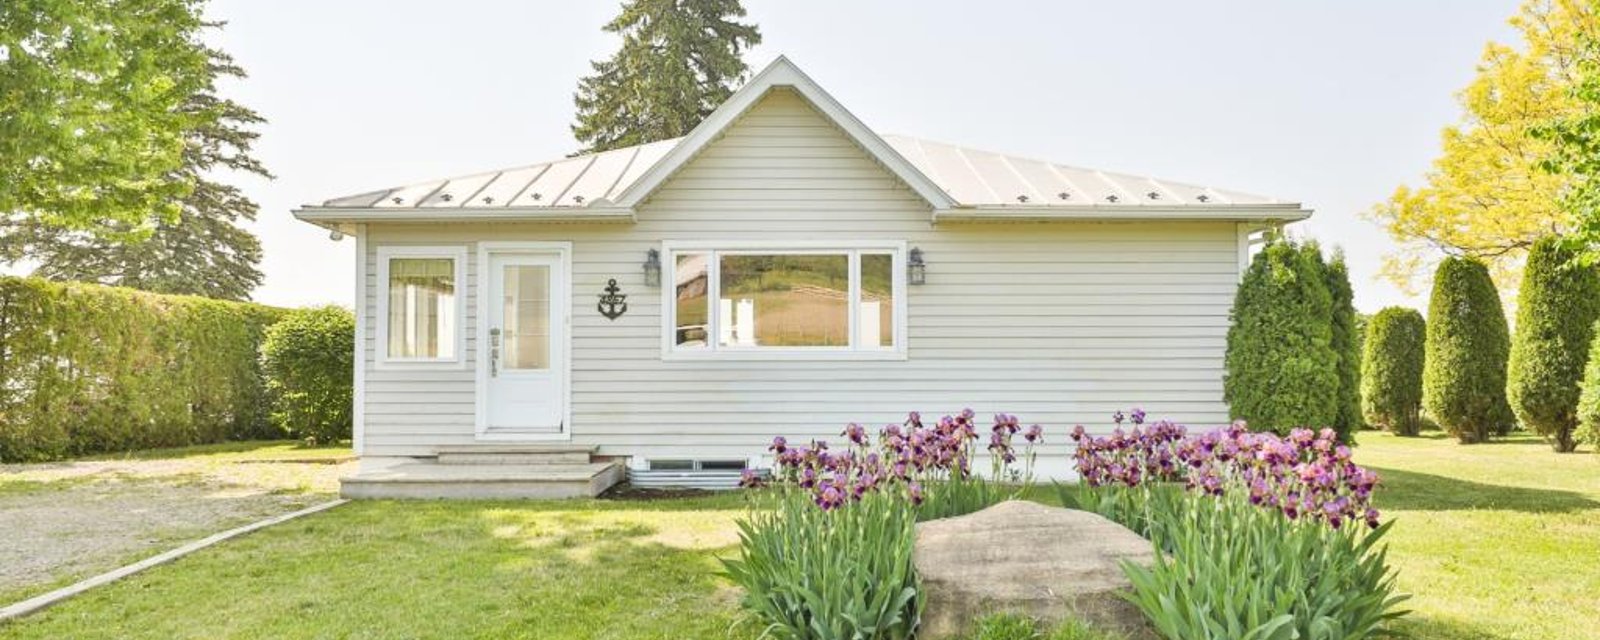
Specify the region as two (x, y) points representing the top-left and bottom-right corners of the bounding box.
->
(718, 254), (849, 347)
(502, 264), (550, 370)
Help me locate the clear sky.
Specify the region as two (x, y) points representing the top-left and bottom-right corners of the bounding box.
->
(206, 0), (1520, 312)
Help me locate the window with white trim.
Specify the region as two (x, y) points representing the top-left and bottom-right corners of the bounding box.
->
(664, 243), (905, 357)
(376, 246), (466, 364)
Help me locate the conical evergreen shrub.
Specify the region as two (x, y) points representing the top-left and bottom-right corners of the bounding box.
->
(1361, 307), (1426, 436)
(1423, 257), (1514, 443)
(1326, 251), (1363, 440)
(1224, 239), (1338, 435)
(1508, 237), (1600, 452)
(1576, 321), (1600, 451)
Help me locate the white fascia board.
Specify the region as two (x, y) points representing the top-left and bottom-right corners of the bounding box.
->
(292, 206), (637, 225)
(932, 204), (1313, 223)
(612, 56), (957, 211)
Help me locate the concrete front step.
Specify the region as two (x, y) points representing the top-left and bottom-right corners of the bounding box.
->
(340, 461), (624, 500)
(434, 444), (597, 466)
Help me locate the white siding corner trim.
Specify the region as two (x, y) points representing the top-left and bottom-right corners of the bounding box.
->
(473, 241), (574, 442)
(373, 245), (470, 370)
(658, 239), (910, 362)
(352, 224), (367, 455)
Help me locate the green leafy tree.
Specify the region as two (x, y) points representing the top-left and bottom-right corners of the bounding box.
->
(1424, 257), (1515, 443)
(1, 0), (213, 234)
(1576, 320), (1600, 450)
(1224, 239), (1339, 435)
(572, 0), (761, 153)
(1361, 307), (1427, 436)
(1535, 30), (1600, 265)
(1325, 250), (1364, 439)
(260, 306), (354, 445)
(1, 47), (268, 300)
(1507, 237), (1600, 452)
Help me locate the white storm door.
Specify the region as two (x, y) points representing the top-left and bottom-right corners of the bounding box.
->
(483, 251), (566, 434)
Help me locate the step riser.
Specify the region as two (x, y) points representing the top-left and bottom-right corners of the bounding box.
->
(436, 453), (591, 465)
(341, 480), (597, 500)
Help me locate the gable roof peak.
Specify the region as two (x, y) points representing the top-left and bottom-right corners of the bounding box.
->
(610, 55), (958, 210)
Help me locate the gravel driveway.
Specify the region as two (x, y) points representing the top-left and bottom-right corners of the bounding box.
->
(0, 445), (355, 603)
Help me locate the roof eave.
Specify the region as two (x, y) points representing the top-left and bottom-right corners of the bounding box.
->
(932, 204), (1313, 223)
(291, 206), (638, 225)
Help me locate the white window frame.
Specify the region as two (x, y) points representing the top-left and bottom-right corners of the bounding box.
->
(660, 240), (908, 361)
(375, 245), (468, 369)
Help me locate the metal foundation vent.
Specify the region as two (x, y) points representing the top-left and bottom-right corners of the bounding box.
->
(627, 459), (756, 490)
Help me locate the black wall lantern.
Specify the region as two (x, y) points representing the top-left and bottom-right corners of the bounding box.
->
(643, 248), (662, 287)
(908, 247), (926, 285)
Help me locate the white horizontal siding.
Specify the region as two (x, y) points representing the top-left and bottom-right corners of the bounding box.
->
(358, 88), (1241, 466)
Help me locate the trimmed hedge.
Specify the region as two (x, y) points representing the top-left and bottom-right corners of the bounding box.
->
(1361, 307), (1426, 436)
(0, 277), (286, 462)
(1224, 239), (1339, 435)
(1423, 257), (1514, 444)
(1508, 237), (1600, 452)
(1326, 252), (1364, 440)
(1578, 321), (1600, 451)
(261, 306), (355, 444)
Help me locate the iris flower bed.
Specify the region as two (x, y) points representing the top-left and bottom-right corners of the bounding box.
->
(723, 410), (1042, 640)
(1064, 411), (1409, 640)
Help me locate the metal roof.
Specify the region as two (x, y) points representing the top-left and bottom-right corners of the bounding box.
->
(314, 134), (1287, 211)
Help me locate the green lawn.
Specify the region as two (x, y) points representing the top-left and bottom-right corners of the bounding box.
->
(1354, 431), (1600, 640)
(1, 434), (1596, 639)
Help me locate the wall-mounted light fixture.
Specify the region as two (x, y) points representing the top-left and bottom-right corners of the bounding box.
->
(908, 247), (926, 285)
(643, 248), (662, 287)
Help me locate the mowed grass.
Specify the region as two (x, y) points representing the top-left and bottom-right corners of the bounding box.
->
(2, 434), (1596, 639)
(1355, 431), (1600, 640)
(0, 494), (755, 640)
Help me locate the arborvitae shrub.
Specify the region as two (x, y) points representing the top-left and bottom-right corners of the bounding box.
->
(1224, 240), (1338, 435)
(261, 306), (356, 445)
(1577, 321), (1600, 451)
(1326, 252), (1363, 440)
(1423, 257), (1514, 443)
(1361, 307), (1426, 436)
(1508, 237), (1600, 452)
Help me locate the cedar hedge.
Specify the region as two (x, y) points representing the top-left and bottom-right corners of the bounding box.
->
(1423, 257), (1515, 444)
(0, 277), (289, 462)
(1507, 237), (1600, 452)
(261, 305), (355, 445)
(1360, 307), (1426, 436)
(1224, 239), (1339, 435)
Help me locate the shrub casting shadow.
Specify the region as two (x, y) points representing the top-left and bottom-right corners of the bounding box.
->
(1371, 466), (1599, 514)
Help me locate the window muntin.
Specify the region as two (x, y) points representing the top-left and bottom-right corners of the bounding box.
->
(664, 245), (903, 356)
(387, 257), (457, 360)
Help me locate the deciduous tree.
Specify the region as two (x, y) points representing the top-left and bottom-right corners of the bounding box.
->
(1368, 0), (1599, 294)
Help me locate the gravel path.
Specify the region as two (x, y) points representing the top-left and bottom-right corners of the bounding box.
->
(0, 450), (355, 603)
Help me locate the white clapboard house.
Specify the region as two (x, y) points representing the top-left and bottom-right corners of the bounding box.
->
(294, 57), (1310, 498)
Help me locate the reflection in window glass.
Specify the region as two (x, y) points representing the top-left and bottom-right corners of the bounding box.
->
(719, 254), (849, 347)
(387, 258), (456, 359)
(674, 253), (710, 347)
(502, 265), (550, 369)
(859, 253), (894, 348)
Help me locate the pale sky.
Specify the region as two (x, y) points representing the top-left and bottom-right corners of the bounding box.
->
(207, 0), (1520, 312)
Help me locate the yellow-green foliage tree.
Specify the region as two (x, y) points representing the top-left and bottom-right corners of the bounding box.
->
(1368, 0), (1599, 294)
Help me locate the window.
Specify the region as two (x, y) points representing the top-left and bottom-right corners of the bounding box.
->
(664, 242), (905, 358)
(377, 246), (466, 365)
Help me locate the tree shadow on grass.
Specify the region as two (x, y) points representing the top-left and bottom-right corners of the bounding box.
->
(1371, 466), (1600, 514)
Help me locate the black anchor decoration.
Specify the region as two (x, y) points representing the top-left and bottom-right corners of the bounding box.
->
(597, 278), (628, 320)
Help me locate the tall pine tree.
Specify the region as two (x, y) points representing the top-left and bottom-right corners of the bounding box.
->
(572, 0), (761, 153)
(1, 45), (267, 301)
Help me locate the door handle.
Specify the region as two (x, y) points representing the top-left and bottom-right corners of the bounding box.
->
(489, 328), (501, 377)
